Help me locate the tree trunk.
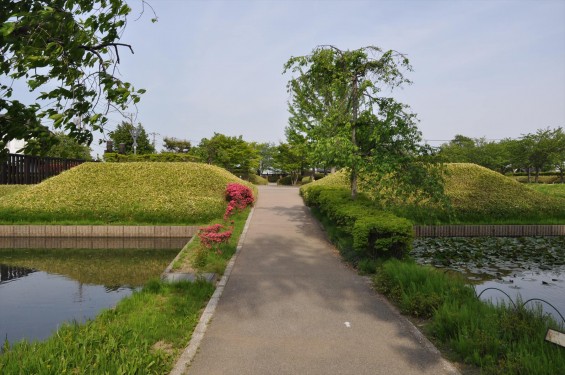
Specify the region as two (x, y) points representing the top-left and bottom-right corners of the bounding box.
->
(535, 167), (540, 183)
(350, 76), (359, 200)
(527, 167), (531, 183)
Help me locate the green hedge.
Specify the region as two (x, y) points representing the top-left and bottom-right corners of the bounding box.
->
(302, 186), (413, 259)
(103, 152), (200, 163)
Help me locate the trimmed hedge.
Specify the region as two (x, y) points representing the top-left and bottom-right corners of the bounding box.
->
(103, 152), (200, 163)
(302, 186), (413, 259)
(248, 174), (268, 185)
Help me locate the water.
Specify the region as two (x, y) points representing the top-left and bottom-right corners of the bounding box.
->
(1, 266), (135, 343)
(0, 248), (178, 345)
(412, 237), (565, 323)
(476, 266), (565, 323)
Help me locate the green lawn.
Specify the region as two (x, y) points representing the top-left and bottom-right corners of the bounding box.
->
(526, 183), (565, 200)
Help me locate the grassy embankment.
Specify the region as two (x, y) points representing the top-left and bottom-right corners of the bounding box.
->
(0, 162), (255, 225)
(301, 163), (565, 374)
(0, 162), (255, 372)
(304, 163), (565, 224)
(0, 185), (29, 198)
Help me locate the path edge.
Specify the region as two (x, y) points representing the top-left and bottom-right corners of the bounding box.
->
(169, 206), (255, 375)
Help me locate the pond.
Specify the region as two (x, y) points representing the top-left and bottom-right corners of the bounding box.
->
(0, 248), (179, 345)
(412, 237), (565, 323)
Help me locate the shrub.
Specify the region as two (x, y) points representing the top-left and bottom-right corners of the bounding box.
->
(248, 174), (268, 185)
(304, 186), (413, 259)
(277, 176), (294, 185)
(224, 183), (254, 220)
(197, 224), (233, 254)
(103, 152), (200, 163)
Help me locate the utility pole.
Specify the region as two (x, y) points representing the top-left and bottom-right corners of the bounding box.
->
(149, 132), (160, 148)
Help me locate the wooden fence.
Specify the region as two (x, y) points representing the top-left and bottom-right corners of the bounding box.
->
(414, 225), (565, 237)
(0, 153), (86, 184)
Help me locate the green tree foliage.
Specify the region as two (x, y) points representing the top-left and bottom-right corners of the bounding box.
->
(441, 127), (565, 182)
(254, 142), (276, 174)
(0, 0), (150, 159)
(108, 121), (155, 155)
(192, 133), (259, 178)
(162, 137), (191, 153)
(439, 135), (511, 174)
(273, 143), (303, 185)
(284, 45), (444, 203)
(25, 131), (92, 160)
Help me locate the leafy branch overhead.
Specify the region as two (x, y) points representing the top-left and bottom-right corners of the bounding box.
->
(284, 45), (445, 203)
(0, 0), (152, 157)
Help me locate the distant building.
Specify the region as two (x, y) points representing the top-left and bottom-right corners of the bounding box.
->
(6, 139), (26, 154)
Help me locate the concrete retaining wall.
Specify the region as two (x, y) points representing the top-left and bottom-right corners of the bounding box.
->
(0, 225), (199, 238)
(0, 225), (200, 249)
(414, 225), (565, 237)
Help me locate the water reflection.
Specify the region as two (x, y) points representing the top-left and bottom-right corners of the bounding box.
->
(0, 248), (178, 345)
(0, 264), (36, 284)
(0, 269), (136, 344)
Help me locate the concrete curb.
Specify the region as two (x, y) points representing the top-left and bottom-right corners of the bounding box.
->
(169, 207), (255, 375)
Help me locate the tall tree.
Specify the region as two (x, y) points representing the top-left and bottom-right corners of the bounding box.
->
(108, 121), (155, 155)
(284, 45), (443, 202)
(0, 0), (152, 159)
(273, 142), (303, 185)
(162, 137), (191, 153)
(193, 133), (259, 178)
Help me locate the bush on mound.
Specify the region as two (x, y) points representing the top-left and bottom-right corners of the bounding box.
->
(0, 162), (254, 224)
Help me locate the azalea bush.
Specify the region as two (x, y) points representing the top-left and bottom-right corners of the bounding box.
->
(224, 183), (254, 220)
(197, 224), (233, 254)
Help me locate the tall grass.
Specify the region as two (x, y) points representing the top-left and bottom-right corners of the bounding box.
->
(374, 260), (565, 375)
(0, 279), (214, 374)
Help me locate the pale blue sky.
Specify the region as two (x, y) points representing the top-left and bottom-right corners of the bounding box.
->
(54, 1), (565, 155)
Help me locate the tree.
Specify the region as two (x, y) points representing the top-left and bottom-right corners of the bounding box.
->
(284, 45), (444, 202)
(26, 131), (92, 159)
(254, 142), (276, 174)
(108, 121), (155, 155)
(192, 133), (259, 178)
(0, 0), (152, 159)
(162, 137), (191, 153)
(273, 142), (303, 185)
(522, 128), (560, 183)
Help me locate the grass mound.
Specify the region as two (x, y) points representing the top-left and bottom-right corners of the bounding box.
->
(0, 162), (253, 224)
(301, 164), (565, 224)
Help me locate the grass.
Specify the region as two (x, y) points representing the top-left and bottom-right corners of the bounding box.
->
(171, 207), (251, 275)
(0, 162), (255, 225)
(526, 183), (565, 200)
(301, 164), (565, 224)
(0, 279), (214, 374)
(0, 185), (29, 198)
(374, 259), (565, 375)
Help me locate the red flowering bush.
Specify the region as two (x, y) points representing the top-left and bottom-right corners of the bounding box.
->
(198, 224), (233, 254)
(224, 183), (254, 220)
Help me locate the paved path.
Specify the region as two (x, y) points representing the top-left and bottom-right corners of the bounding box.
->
(186, 186), (458, 375)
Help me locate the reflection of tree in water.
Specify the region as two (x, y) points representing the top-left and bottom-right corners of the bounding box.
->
(0, 264), (36, 284)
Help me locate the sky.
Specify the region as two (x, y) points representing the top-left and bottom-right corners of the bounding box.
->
(17, 0), (565, 157)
